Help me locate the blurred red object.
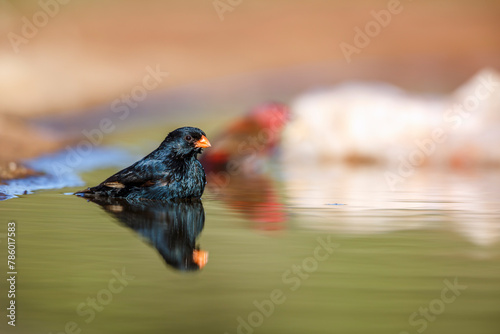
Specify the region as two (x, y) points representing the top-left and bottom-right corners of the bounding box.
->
(201, 102), (289, 230)
(200, 102), (289, 174)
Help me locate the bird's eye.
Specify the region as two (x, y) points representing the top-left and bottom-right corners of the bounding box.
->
(185, 135), (192, 141)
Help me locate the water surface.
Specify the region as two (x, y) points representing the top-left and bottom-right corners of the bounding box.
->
(1, 162), (499, 334)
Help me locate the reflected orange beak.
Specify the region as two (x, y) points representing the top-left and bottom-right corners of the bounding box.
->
(193, 250), (208, 269)
(194, 135), (211, 148)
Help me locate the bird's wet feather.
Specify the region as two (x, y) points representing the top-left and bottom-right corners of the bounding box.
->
(75, 127), (209, 201)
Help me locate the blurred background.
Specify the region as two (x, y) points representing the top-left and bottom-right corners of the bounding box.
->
(1, 1), (499, 334)
(1, 0), (499, 164)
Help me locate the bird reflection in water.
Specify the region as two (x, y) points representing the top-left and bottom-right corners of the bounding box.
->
(86, 197), (208, 271)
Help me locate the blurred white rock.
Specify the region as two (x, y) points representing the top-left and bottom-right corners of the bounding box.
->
(282, 68), (500, 168)
(280, 69), (500, 247)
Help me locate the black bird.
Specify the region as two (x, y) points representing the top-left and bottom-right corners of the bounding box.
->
(86, 197), (208, 271)
(75, 127), (211, 201)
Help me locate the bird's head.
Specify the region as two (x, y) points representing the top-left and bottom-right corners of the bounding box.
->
(163, 127), (211, 158)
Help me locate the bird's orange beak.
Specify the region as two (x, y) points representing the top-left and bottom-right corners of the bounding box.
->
(194, 135), (211, 148)
(193, 250), (208, 269)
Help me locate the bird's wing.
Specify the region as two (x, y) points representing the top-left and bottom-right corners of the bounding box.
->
(99, 159), (169, 189)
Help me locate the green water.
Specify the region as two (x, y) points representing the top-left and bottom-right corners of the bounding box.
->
(1, 165), (499, 334)
(1, 120), (500, 334)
